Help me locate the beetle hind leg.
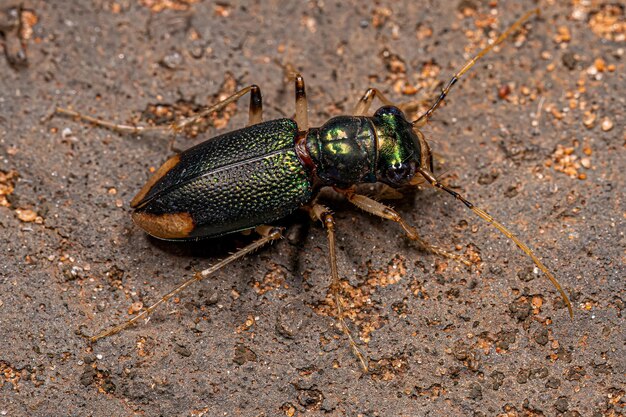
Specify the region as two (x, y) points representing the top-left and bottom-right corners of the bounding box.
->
(88, 225), (282, 342)
(56, 84), (264, 135)
(307, 204), (369, 372)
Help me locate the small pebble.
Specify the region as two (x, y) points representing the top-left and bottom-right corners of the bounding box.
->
(160, 51), (183, 69)
(583, 112), (596, 128)
(189, 44), (204, 59)
(128, 301), (143, 314)
(594, 58), (606, 72)
(600, 117), (614, 131)
(580, 157), (591, 169)
(16, 208), (37, 222)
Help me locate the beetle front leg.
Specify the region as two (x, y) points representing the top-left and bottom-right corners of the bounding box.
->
(56, 84), (264, 135)
(353, 87), (435, 119)
(88, 225), (282, 342)
(307, 204), (369, 372)
(337, 189), (471, 266)
(353, 88), (394, 116)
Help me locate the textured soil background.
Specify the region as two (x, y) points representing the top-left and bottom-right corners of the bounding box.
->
(1, 0), (624, 416)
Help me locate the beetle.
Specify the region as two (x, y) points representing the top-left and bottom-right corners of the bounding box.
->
(57, 9), (571, 371)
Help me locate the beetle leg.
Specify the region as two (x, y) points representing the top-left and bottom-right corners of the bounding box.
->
(55, 84), (264, 135)
(294, 73), (309, 132)
(353, 88), (434, 120)
(337, 189), (471, 266)
(151, 84), (264, 130)
(353, 88), (394, 116)
(307, 203), (369, 372)
(246, 85), (264, 125)
(88, 225), (283, 342)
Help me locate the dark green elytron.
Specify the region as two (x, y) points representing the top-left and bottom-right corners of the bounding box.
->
(131, 118), (313, 239)
(132, 106), (424, 240)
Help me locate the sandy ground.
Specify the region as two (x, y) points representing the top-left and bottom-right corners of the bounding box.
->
(1, 0), (624, 416)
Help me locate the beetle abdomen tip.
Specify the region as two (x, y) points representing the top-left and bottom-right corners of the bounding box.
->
(132, 210), (195, 239)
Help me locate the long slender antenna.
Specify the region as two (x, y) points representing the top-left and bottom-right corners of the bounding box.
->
(413, 8), (540, 127)
(418, 168), (573, 318)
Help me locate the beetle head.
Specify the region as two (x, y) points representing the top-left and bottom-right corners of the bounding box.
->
(372, 106), (432, 187)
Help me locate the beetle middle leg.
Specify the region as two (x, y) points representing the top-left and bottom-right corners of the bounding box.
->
(55, 84), (264, 135)
(337, 188), (471, 266)
(88, 225), (283, 342)
(307, 203), (369, 372)
(294, 73), (309, 131)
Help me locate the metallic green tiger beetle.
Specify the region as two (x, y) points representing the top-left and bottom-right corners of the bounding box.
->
(57, 9), (572, 371)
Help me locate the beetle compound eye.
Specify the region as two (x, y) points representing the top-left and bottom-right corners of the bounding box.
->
(384, 161), (415, 186)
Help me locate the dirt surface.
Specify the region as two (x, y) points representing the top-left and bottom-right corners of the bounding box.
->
(1, 0), (624, 416)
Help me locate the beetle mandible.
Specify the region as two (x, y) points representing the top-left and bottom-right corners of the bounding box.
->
(57, 9), (572, 371)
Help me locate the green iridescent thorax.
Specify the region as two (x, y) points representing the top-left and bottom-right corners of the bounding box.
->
(305, 116), (378, 187)
(371, 106), (422, 186)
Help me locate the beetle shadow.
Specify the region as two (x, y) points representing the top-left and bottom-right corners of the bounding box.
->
(146, 231), (262, 260)
(141, 210), (313, 269)
(135, 212), (313, 309)
(136, 185), (423, 295)
(280, 211), (312, 290)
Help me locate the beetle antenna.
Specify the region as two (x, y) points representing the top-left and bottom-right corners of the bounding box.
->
(413, 8), (540, 127)
(417, 167), (573, 318)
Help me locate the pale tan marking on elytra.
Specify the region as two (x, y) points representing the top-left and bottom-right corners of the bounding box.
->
(130, 154), (181, 208)
(132, 211), (195, 239)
